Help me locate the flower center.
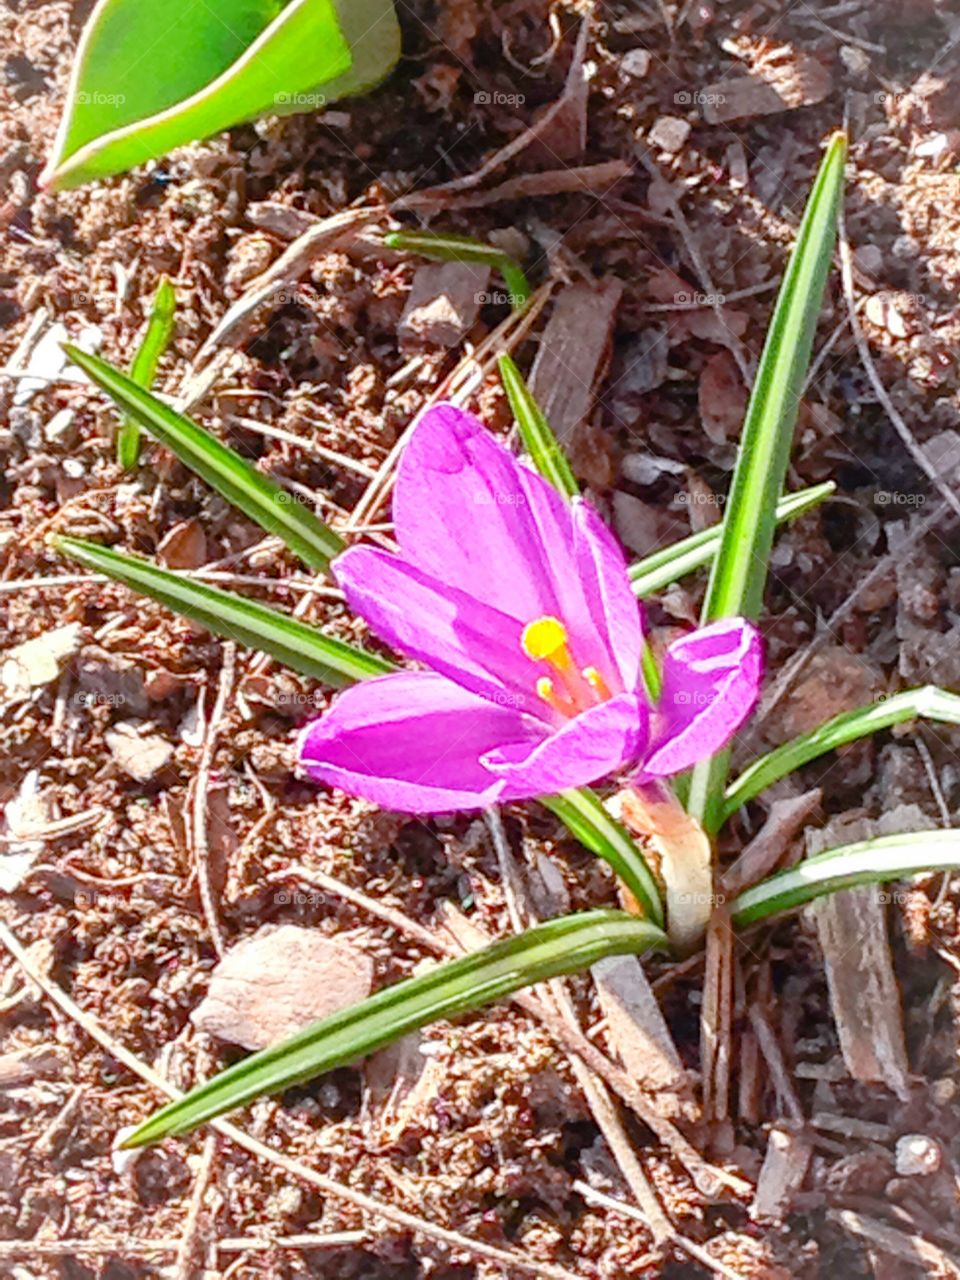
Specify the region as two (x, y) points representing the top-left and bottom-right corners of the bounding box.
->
(520, 615), (610, 717)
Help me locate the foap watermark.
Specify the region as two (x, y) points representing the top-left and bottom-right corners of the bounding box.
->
(74, 888), (126, 910)
(675, 491), (726, 508)
(475, 90), (526, 106)
(275, 91), (327, 109)
(673, 289), (726, 307)
(674, 90), (726, 108)
(476, 289), (528, 309)
(77, 91), (126, 107)
(274, 888), (327, 906)
(75, 691), (128, 708)
(874, 490), (926, 507)
(676, 891), (727, 907)
(474, 489), (527, 507)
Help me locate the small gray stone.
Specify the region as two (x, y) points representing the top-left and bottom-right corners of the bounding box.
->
(895, 1134), (941, 1177)
(192, 925), (374, 1050)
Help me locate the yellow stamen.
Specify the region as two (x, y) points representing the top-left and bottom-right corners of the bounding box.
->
(521, 616), (572, 670)
(536, 676), (572, 715)
(582, 666), (611, 701)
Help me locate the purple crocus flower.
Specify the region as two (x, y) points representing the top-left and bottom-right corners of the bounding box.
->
(299, 404), (762, 813)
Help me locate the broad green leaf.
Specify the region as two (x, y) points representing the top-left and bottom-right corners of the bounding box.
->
(541, 789), (664, 928)
(498, 354), (578, 498)
(64, 345), (344, 571)
(42, 0), (400, 190)
(719, 685), (960, 828)
(686, 132), (847, 829)
(54, 536), (391, 686)
(386, 231), (532, 310)
(122, 909), (667, 1146)
(732, 829), (960, 926)
(628, 483), (835, 599)
(118, 276), (177, 471)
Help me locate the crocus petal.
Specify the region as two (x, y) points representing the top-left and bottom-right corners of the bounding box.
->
(482, 693), (649, 798)
(334, 545), (548, 719)
(394, 403), (641, 693)
(298, 671), (544, 813)
(641, 618), (763, 777)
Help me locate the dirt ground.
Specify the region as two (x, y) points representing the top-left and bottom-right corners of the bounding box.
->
(2, 0), (960, 1276)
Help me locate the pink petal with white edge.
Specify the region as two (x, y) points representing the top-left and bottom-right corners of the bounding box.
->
(482, 693), (650, 798)
(642, 618), (763, 777)
(298, 671), (544, 814)
(393, 403), (642, 693)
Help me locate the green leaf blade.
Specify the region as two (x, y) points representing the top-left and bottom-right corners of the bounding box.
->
(720, 685), (960, 826)
(118, 276), (177, 471)
(541, 789), (664, 928)
(65, 345), (344, 571)
(386, 231), (531, 311)
(44, 0), (400, 190)
(732, 829), (960, 926)
(54, 536), (390, 685)
(628, 483), (835, 599)
(123, 909), (666, 1146)
(687, 132), (848, 828)
(498, 354), (578, 499)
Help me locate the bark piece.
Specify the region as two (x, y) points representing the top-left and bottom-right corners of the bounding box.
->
(592, 954), (693, 1118)
(751, 1127), (813, 1221)
(528, 280), (622, 447)
(806, 808), (934, 1099)
(701, 51), (833, 124)
(398, 261), (490, 349)
(192, 925), (373, 1050)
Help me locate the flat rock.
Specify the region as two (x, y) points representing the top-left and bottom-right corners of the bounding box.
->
(398, 261), (490, 349)
(192, 925), (374, 1050)
(105, 722), (174, 782)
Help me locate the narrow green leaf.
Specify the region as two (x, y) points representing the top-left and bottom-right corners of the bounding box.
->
(386, 231), (531, 310)
(498, 354), (578, 499)
(732, 829), (960, 927)
(123, 909), (666, 1146)
(65, 345), (344, 572)
(719, 685), (960, 828)
(628, 483), (835, 599)
(42, 0), (400, 190)
(687, 132), (848, 828)
(54, 536), (391, 686)
(118, 276), (177, 471)
(541, 789), (664, 928)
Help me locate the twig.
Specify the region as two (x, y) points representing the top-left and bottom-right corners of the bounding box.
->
(0, 1232), (366, 1258)
(838, 208), (960, 524)
(392, 14), (594, 207)
(190, 643), (236, 956)
(174, 1134), (218, 1280)
(637, 152), (753, 388)
(571, 1183), (750, 1280)
(0, 920), (589, 1280)
(748, 1007), (803, 1123)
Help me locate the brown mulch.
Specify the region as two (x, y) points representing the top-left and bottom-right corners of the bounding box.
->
(2, 1), (960, 1276)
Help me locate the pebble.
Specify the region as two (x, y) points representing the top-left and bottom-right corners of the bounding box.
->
(895, 1134), (941, 1176)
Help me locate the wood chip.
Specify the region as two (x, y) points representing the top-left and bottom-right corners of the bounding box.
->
(191, 925), (373, 1050)
(721, 789), (822, 897)
(806, 808), (935, 1099)
(701, 50), (833, 124)
(592, 955), (692, 1117)
(397, 261), (490, 350)
(528, 279), (622, 448)
(1, 623), (82, 705)
(0, 1045), (64, 1088)
(828, 1209), (960, 1278)
(751, 1127), (813, 1221)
